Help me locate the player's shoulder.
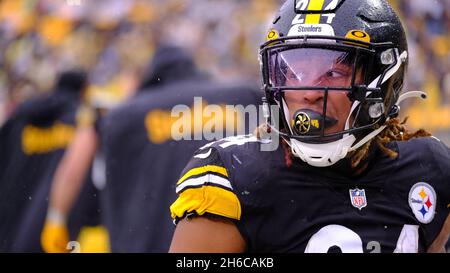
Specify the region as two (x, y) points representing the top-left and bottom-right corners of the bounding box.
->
(178, 134), (284, 195)
(171, 134), (283, 222)
(200, 134), (270, 157)
(186, 134), (282, 174)
(395, 136), (448, 152)
(103, 92), (156, 131)
(387, 137), (450, 203)
(392, 137), (450, 232)
(394, 136), (450, 174)
(108, 92), (151, 117)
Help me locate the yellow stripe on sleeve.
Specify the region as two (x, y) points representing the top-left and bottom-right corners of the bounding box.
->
(305, 0), (325, 24)
(170, 186), (241, 221)
(177, 165), (228, 185)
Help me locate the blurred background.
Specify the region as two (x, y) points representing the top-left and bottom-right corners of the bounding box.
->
(0, 0), (449, 253)
(0, 0), (449, 142)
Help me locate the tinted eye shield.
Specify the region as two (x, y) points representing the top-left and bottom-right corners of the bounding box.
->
(260, 36), (396, 141)
(261, 35), (395, 94)
(269, 48), (368, 91)
(261, 36), (387, 91)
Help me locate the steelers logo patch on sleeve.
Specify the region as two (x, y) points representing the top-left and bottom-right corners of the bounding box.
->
(408, 182), (437, 224)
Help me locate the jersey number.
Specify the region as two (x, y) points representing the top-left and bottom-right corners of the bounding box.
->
(305, 224), (419, 253)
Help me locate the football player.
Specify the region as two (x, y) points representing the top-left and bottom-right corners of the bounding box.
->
(40, 74), (106, 253)
(0, 70), (99, 252)
(100, 45), (260, 252)
(169, 0), (450, 253)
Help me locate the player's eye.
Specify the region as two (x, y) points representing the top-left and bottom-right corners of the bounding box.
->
(325, 69), (349, 78)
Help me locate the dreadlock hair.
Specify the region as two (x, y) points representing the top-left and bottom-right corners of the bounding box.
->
(347, 117), (432, 168)
(254, 117), (432, 169)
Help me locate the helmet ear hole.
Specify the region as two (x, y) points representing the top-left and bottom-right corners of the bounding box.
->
(388, 105), (400, 119)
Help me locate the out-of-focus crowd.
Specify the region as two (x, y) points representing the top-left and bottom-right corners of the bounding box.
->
(393, 0), (450, 101)
(0, 0), (449, 133)
(0, 0), (281, 125)
(390, 0), (450, 141)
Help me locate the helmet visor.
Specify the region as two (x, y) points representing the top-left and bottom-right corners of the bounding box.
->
(266, 47), (375, 140)
(268, 47), (367, 89)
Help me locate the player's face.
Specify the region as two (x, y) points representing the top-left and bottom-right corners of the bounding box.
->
(269, 48), (365, 136)
(283, 62), (359, 135)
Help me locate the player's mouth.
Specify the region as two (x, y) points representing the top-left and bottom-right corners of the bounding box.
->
(291, 109), (338, 136)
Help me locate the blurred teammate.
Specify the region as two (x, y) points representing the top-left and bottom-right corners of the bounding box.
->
(169, 0), (450, 253)
(39, 75), (119, 253)
(100, 45), (261, 252)
(0, 70), (97, 252)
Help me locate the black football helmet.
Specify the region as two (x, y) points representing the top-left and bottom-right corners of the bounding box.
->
(260, 0), (423, 167)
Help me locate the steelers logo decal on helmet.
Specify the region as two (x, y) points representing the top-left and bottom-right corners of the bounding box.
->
(293, 111), (311, 135)
(408, 182), (437, 224)
(266, 29), (279, 41)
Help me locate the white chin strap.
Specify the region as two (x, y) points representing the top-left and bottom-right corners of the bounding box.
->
(287, 50), (427, 168)
(289, 135), (356, 167)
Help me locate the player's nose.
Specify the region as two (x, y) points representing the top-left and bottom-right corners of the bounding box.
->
(302, 90), (324, 104)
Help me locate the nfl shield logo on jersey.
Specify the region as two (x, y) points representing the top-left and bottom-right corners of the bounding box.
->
(349, 188), (367, 210)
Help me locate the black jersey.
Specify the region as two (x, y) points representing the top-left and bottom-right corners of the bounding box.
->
(0, 95), (100, 252)
(170, 135), (450, 253)
(100, 80), (261, 252)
